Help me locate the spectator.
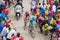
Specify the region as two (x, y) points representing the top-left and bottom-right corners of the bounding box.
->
(54, 0), (58, 7)
(1, 27), (9, 40)
(11, 33), (24, 40)
(7, 28), (16, 40)
(0, 24), (3, 33)
(49, 0), (53, 7)
(17, 0), (23, 8)
(52, 3), (56, 13)
(40, 7), (45, 15)
(37, 3), (42, 9)
(2, 8), (9, 15)
(42, 0), (45, 7)
(4, 0), (11, 7)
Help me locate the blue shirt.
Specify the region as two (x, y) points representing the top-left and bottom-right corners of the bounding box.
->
(47, 19), (50, 26)
(1, 12), (8, 19)
(40, 7), (45, 14)
(0, 12), (8, 23)
(0, 24), (3, 33)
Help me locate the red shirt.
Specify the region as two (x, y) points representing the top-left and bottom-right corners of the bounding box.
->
(2, 9), (9, 15)
(11, 36), (24, 40)
(49, 0), (52, 7)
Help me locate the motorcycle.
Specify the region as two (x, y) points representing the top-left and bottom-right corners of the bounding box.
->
(14, 5), (22, 20)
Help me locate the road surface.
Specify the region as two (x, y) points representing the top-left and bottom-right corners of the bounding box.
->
(0, 0), (49, 40)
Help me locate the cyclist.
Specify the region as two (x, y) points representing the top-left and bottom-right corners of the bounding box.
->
(29, 14), (36, 38)
(14, 3), (22, 20)
(24, 11), (30, 30)
(17, 0), (23, 9)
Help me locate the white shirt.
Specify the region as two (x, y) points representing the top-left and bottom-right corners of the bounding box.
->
(7, 29), (16, 39)
(31, 1), (36, 9)
(43, 4), (47, 9)
(52, 5), (56, 12)
(1, 27), (9, 37)
(3, 36), (6, 40)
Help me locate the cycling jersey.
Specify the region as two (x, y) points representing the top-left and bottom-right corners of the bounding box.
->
(29, 15), (36, 26)
(29, 19), (34, 26)
(25, 13), (30, 19)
